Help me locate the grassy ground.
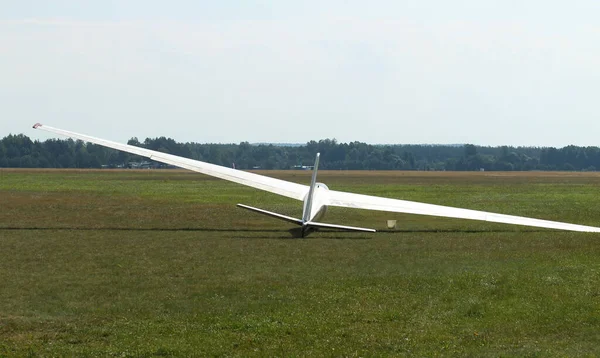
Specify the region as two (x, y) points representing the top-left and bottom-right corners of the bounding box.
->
(1, 169), (600, 356)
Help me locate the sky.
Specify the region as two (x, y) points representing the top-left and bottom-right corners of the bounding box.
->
(1, 1), (599, 147)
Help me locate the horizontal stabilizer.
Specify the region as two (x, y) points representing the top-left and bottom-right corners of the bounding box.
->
(237, 204), (303, 226)
(306, 221), (376, 233)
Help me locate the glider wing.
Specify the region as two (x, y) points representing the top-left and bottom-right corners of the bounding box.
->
(326, 190), (600, 232)
(33, 124), (309, 200)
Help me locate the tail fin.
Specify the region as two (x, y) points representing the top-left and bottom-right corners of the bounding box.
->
(302, 153), (320, 222)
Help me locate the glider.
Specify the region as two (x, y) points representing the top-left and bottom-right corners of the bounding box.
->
(33, 123), (600, 236)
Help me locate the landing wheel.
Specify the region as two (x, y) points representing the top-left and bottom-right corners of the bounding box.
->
(301, 225), (315, 238)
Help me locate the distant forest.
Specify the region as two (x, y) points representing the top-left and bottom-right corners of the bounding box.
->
(1, 133), (600, 171)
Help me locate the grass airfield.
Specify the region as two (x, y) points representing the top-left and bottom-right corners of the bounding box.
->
(1, 169), (600, 356)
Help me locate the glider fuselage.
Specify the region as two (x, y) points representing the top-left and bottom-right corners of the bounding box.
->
(302, 183), (329, 222)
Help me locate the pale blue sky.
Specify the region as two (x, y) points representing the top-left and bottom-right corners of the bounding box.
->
(2, 1), (599, 146)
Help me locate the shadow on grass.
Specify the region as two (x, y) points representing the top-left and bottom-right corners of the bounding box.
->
(0, 226), (376, 239)
(0, 226), (545, 235)
(0, 226), (289, 233)
(233, 236), (374, 240)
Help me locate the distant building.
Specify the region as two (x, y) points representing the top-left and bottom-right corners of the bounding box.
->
(128, 161), (161, 169)
(292, 165), (314, 170)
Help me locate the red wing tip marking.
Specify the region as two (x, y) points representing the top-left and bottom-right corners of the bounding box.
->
(32, 123), (43, 129)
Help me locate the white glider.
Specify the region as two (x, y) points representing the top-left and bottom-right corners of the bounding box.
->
(33, 123), (600, 236)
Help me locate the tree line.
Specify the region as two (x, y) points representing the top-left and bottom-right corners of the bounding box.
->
(1, 133), (599, 171)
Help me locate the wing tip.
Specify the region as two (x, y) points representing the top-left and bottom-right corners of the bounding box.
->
(32, 123), (43, 129)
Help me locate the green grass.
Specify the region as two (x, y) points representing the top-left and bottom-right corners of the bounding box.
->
(1, 169), (600, 356)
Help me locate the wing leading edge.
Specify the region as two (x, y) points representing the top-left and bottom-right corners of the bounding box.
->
(327, 190), (600, 232)
(33, 124), (308, 201)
